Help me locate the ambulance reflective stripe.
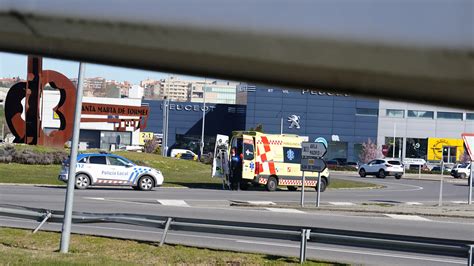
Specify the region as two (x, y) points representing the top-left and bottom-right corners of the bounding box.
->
(255, 136), (276, 175)
(258, 177), (267, 184)
(279, 179), (317, 186)
(261, 136), (272, 153)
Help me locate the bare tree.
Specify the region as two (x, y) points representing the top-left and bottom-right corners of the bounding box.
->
(459, 151), (471, 164)
(359, 138), (382, 163)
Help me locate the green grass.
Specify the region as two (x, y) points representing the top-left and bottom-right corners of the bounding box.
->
(328, 179), (378, 189)
(0, 163), (62, 185)
(0, 228), (344, 265)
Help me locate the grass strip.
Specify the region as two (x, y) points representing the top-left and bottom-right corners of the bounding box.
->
(0, 228), (345, 265)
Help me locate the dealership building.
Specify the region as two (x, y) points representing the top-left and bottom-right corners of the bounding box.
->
(142, 85), (474, 164)
(32, 85), (473, 164)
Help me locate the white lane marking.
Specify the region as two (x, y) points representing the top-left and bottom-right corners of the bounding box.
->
(385, 214), (430, 221)
(246, 201), (276, 205)
(157, 200), (189, 207)
(451, 201), (468, 204)
(328, 202), (355, 206)
(405, 202), (423, 205)
(265, 208), (304, 214)
(236, 240), (464, 265)
(80, 198), (474, 226)
(83, 197), (105, 200)
(372, 181), (424, 192)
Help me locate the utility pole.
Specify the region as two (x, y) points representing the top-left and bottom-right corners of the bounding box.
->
(200, 85), (206, 158)
(60, 62), (85, 253)
(393, 123), (396, 158)
(280, 117), (283, 134)
(161, 97), (169, 157)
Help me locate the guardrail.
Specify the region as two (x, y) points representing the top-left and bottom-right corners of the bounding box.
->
(0, 205), (473, 265)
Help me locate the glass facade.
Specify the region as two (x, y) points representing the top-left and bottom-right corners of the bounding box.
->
(437, 111), (463, 120)
(353, 143), (363, 162)
(386, 109), (404, 118)
(384, 137), (404, 158)
(326, 141), (348, 161)
(467, 113), (474, 120)
(406, 138), (428, 159)
(100, 131), (131, 150)
(407, 110), (434, 119)
(356, 108), (378, 116)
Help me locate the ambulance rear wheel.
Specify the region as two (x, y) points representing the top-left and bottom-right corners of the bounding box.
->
(266, 177), (278, 192)
(287, 186), (298, 191)
(315, 178), (327, 192)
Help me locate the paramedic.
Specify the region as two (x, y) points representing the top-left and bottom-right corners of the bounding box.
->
(230, 147), (242, 190)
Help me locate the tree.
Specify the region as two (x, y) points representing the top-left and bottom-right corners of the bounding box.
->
(255, 124), (264, 133)
(459, 151), (471, 164)
(359, 138), (382, 163)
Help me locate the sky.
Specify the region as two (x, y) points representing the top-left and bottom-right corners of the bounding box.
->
(0, 52), (203, 84)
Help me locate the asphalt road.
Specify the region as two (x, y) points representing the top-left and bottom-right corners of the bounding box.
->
(0, 173), (473, 265)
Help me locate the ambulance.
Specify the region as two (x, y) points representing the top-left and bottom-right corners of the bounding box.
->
(215, 131), (330, 191)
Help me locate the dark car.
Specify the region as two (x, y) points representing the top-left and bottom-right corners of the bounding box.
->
(326, 160), (340, 167)
(431, 166), (451, 174)
(347, 162), (358, 169)
(330, 158), (347, 165)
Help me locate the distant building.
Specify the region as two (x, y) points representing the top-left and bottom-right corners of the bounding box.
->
(190, 81), (238, 104)
(129, 85), (144, 99)
(71, 77), (106, 97)
(157, 76), (194, 102)
(140, 78), (160, 99)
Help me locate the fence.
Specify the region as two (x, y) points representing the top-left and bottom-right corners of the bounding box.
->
(0, 205), (472, 265)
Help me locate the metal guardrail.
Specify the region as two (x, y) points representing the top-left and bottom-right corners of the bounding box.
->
(0, 205), (473, 265)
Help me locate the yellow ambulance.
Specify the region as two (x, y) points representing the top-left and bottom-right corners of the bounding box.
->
(228, 131), (330, 191)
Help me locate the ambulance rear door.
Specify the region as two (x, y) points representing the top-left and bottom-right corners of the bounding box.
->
(242, 134), (256, 181)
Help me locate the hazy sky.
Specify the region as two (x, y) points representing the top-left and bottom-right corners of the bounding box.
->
(0, 52), (202, 84)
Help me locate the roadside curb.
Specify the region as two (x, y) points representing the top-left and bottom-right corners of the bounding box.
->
(230, 202), (474, 219)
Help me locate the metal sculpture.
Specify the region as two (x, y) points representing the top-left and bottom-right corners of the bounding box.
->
(5, 56), (76, 147)
(4, 56), (150, 147)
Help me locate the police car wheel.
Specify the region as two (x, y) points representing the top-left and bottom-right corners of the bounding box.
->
(75, 174), (90, 190)
(266, 177), (277, 192)
(138, 176), (154, 191)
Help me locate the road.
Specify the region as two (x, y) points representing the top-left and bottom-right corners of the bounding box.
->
(0, 173), (473, 265)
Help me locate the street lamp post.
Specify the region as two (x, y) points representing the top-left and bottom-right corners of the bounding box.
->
(200, 86), (206, 158)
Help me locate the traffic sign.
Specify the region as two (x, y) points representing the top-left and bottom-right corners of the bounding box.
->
(403, 158), (426, 165)
(301, 142), (327, 158)
(300, 158), (327, 172)
(462, 133), (474, 158)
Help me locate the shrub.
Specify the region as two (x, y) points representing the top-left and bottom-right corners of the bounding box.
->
(0, 144), (67, 165)
(144, 138), (161, 154)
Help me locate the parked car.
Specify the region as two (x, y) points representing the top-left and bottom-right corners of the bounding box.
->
(58, 153), (164, 191)
(326, 160), (340, 167)
(347, 162), (358, 169)
(176, 152), (198, 161)
(330, 158), (347, 165)
(450, 163), (470, 178)
(358, 159), (404, 179)
(171, 149), (198, 159)
(431, 166), (452, 174)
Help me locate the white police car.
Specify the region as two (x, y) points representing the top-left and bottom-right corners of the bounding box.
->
(58, 153), (164, 191)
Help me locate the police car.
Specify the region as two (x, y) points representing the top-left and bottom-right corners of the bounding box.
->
(58, 153), (164, 191)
